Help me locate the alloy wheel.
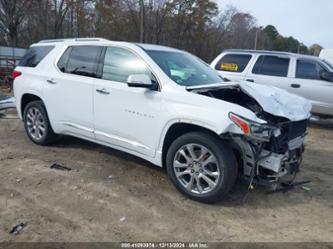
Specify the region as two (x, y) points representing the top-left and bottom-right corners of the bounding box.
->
(26, 107), (46, 141)
(173, 143), (221, 194)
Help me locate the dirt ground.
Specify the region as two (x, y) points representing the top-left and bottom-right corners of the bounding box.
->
(0, 108), (332, 242)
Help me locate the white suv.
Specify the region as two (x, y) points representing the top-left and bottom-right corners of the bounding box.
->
(211, 50), (333, 118)
(14, 38), (311, 203)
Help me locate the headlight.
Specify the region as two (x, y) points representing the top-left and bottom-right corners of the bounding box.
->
(229, 113), (280, 141)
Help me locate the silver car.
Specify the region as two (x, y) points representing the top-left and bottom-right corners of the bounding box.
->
(211, 50), (333, 118)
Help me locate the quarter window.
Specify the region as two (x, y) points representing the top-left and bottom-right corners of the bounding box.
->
(296, 60), (326, 80)
(252, 55), (290, 77)
(57, 47), (72, 72)
(215, 54), (252, 73)
(19, 46), (54, 67)
(102, 47), (151, 83)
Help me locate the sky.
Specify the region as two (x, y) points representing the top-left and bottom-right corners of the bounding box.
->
(216, 0), (333, 48)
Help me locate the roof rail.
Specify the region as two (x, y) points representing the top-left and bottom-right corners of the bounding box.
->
(223, 49), (318, 58)
(38, 37), (110, 44)
(38, 39), (66, 43)
(74, 38), (109, 42)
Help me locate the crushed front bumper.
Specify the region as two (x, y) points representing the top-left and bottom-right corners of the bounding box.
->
(232, 120), (308, 186)
(257, 136), (305, 183)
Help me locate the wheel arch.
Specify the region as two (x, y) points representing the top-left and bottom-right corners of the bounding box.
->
(21, 93), (44, 119)
(160, 122), (223, 168)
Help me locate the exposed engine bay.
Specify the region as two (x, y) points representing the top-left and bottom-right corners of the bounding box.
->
(189, 83), (309, 187)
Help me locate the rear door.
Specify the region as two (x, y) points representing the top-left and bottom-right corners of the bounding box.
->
(245, 55), (292, 88)
(291, 58), (333, 115)
(43, 45), (103, 138)
(212, 53), (253, 81)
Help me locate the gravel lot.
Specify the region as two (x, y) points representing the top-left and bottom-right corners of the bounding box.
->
(0, 108), (332, 242)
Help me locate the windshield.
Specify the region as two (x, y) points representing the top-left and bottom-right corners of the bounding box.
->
(323, 60), (333, 70)
(146, 50), (223, 86)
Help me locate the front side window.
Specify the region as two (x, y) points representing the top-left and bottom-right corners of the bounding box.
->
(147, 50), (223, 86)
(102, 47), (151, 83)
(296, 60), (326, 80)
(19, 46), (54, 67)
(215, 54), (252, 73)
(58, 46), (102, 78)
(252, 55), (290, 77)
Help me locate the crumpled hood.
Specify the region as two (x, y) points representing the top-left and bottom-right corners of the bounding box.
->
(239, 81), (312, 121)
(187, 81), (312, 121)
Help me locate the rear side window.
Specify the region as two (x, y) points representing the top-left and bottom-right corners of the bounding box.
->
(215, 54), (252, 73)
(252, 55), (290, 77)
(19, 46), (54, 67)
(58, 46), (103, 78)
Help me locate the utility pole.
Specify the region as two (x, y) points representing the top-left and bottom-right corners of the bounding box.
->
(254, 30), (259, 50)
(139, 0), (144, 43)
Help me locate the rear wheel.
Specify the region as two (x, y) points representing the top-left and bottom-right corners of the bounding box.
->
(23, 100), (57, 145)
(166, 132), (237, 203)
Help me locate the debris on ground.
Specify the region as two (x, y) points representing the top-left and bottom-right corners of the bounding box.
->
(16, 178), (22, 183)
(120, 217), (126, 222)
(50, 163), (72, 171)
(302, 186), (311, 191)
(267, 180), (311, 194)
(9, 223), (26, 235)
(0, 96), (16, 110)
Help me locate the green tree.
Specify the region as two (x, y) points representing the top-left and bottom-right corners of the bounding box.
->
(263, 25), (278, 40)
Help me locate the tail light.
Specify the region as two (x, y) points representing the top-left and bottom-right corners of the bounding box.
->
(12, 70), (22, 80)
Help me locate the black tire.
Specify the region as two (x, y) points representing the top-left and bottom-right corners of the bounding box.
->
(23, 100), (57, 145)
(166, 132), (238, 203)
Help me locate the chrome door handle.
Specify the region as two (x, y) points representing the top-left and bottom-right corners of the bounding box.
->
(291, 84), (301, 88)
(246, 79), (254, 82)
(96, 88), (110, 95)
(47, 79), (57, 84)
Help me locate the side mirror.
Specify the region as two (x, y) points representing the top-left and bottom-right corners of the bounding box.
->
(127, 74), (157, 90)
(320, 71), (333, 82)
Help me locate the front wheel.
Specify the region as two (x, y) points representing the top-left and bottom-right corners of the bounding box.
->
(166, 132), (237, 203)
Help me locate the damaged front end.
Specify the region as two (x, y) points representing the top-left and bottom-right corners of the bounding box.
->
(189, 82), (311, 187)
(228, 113), (307, 186)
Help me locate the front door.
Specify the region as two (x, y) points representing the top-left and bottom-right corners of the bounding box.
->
(93, 46), (162, 157)
(291, 58), (333, 115)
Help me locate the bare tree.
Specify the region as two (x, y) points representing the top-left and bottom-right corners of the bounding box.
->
(50, 0), (74, 38)
(0, 0), (31, 46)
(0, 0), (315, 57)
